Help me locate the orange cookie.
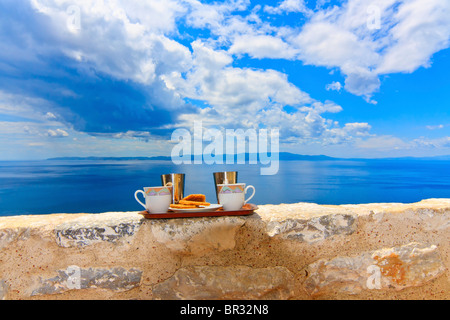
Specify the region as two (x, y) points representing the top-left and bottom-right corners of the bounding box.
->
(179, 200), (210, 206)
(170, 203), (198, 209)
(182, 194), (206, 202)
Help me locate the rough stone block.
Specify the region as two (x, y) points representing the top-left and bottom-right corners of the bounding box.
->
(0, 227), (31, 249)
(149, 216), (247, 254)
(0, 199), (448, 300)
(265, 214), (356, 243)
(31, 266), (142, 296)
(55, 212), (143, 247)
(153, 265), (295, 300)
(304, 242), (445, 296)
(0, 280), (8, 300)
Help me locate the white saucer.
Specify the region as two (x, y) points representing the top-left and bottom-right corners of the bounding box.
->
(169, 203), (222, 213)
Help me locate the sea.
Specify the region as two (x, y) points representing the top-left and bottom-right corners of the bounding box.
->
(1, 159), (450, 216)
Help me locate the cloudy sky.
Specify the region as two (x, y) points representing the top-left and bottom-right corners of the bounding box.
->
(0, 0), (449, 160)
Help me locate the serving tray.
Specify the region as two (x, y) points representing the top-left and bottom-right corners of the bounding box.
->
(139, 203), (258, 219)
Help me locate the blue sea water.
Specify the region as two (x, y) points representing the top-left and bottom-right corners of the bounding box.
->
(0, 159), (449, 216)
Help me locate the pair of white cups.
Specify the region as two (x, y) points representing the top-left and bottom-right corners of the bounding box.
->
(134, 183), (255, 213)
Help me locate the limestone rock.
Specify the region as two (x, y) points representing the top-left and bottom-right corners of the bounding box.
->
(31, 266), (142, 296)
(0, 280), (8, 300)
(263, 207), (356, 243)
(153, 265), (295, 300)
(149, 216), (247, 254)
(304, 242), (445, 296)
(0, 199), (448, 300)
(0, 213), (94, 249)
(341, 198), (450, 231)
(55, 212), (143, 247)
(0, 227), (30, 250)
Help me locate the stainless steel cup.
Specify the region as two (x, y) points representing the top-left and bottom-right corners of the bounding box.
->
(161, 173), (185, 204)
(213, 171), (238, 203)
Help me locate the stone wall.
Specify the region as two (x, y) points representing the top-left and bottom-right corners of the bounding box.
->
(0, 199), (448, 300)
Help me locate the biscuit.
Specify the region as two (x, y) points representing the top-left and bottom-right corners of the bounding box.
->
(182, 194), (206, 202)
(179, 200), (210, 206)
(170, 203), (198, 209)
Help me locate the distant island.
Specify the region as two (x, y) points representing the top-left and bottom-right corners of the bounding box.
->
(47, 156), (173, 161)
(46, 152), (450, 161)
(47, 152), (334, 161)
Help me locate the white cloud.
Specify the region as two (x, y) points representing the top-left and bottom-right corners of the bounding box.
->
(352, 135), (450, 157)
(0, 91), (63, 125)
(344, 71), (380, 103)
(184, 0), (228, 29)
(376, 0), (450, 74)
(293, 21), (380, 69)
(229, 34), (299, 59)
(426, 124), (445, 130)
(355, 135), (410, 150)
(35, 0), (444, 106)
(47, 128), (69, 137)
(190, 0), (449, 103)
(162, 40), (312, 126)
(27, 142), (45, 147)
(163, 41), (372, 147)
(289, 0), (450, 101)
(299, 101), (343, 114)
(413, 136), (450, 149)
(0, 91), (73, 140)
(325, 81), (343, 92)
(257, 105), (372, 146)
(45, 112), (57, 120)
(30, 0), (191, 85)
(2, 0), (448, 159)
(264, 0), (311, 15)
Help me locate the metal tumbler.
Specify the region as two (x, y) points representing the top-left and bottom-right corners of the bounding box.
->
(213, 171), (238, 203)
(161, 173), (185, 204)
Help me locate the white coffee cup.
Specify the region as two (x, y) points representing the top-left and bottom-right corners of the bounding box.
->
(134, 186), (172, 213)
(217, 183), (255, 211)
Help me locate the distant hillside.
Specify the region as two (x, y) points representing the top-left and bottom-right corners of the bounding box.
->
(278, 152), (336, 160)
(47, 156), (172, 161)
(47, 152), (337, 161)
(47, 152), (450, 161)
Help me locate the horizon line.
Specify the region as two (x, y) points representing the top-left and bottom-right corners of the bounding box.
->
(2, 152), (450, 162)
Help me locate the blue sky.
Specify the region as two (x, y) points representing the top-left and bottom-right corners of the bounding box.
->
(0, 0), (449, 160)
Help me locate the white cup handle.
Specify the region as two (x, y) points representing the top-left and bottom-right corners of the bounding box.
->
(244, 185), (255, 204)
(134, 190), (146, 209)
